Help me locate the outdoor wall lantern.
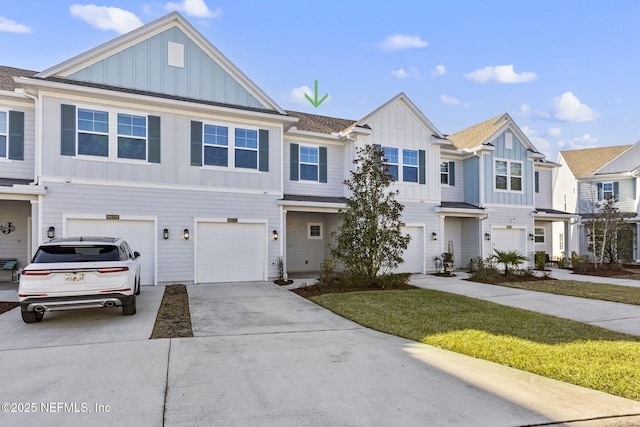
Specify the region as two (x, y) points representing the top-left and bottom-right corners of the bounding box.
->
(484, 232), (491, 241)
(273, 230), (279, 240)
(529, 233), (535, 241)
(47, 226), (55, 239)
(0, 222), (15, 234)
(432, 232), (438, 241)
(163, 228), (169, 240)
(183, 228), (190, 240)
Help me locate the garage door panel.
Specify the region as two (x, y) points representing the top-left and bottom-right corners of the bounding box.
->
(395, 226), (423, 274)
(197, 222), (266, 283)
(492, 228), (526, 256)
(66, 219), (155, 285)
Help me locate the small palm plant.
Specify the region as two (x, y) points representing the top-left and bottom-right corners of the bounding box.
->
(492, 249), (528, 276)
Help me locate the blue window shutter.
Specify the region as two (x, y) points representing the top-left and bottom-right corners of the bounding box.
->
(597, 182), (603, 200)
(8, 111), (24, 160)
(535, 171), (539, 193)
(613, 181), (619, 200)
(190, 121), (202, 166)
(290, 143), (299, 181)
(418, 150), (426, 184)
(148, 115), (161, 163)
(258, 129), (269, 172)
(61, 104), (76, 156)
(319, 146), (328, 183)
(449, 161), (455, 186)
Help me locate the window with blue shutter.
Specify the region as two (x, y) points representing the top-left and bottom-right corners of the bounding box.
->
(61, 104), (76, 156)
(147, 115), (161, 163)
(290, 143), (299, 181)
(535, 171), (539, 193)
(190, 120), (203, 166)
(258, 129), (269, 172)
(8, 111), (24, 160)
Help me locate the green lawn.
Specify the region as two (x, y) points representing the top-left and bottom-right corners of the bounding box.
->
(485, 279), (640, 305)
(311, 289), (640, 400)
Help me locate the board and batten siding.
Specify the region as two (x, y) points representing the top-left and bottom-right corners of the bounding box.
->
(40, 96), (282, 194)
(483, 131), (534, 206)
(67, 27), (265, 110)
(463, 156), (480, 205)
(361, 102), (440, 203)
(283, 141), (345, 197)
(39, 182), (282, 283)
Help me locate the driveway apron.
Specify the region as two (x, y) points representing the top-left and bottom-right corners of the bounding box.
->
(164, 281), (640, 426)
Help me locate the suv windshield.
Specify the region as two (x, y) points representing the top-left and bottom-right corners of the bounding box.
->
(32, 245), (120, 263)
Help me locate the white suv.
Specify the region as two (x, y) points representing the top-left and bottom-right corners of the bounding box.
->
(18, 237), (141, 323)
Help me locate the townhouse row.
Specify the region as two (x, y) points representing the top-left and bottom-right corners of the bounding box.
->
(0, 12), (576, 285)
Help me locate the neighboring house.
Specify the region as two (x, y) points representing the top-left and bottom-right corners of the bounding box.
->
(444, 114), (574, 268)
(0, 12), (566, 284)
(553, 144), (639, 262)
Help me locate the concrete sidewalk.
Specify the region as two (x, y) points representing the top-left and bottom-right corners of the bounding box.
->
(409, 269), (640, 336)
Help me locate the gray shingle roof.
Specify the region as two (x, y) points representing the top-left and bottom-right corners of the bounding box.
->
(286, 110), (368, 134)
(0, 66), (38, 91)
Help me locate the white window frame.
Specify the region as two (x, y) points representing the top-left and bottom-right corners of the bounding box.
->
(200, 123), (261, 172)
(602, 182), (614, 200)
(402, 149), (419, 183)
(74, 105), (150, 164)
(440, 161), (450, 185)
(559, 233), (564, 251)
(117, 112), (148, 161)
(307, 222), (323, 240)
(534, 227), (545, 243)
(495, 158), (523, 192)
(0, 110), (7, 159)
(383, 146), (399, 181)
(299, 145), (319, 182)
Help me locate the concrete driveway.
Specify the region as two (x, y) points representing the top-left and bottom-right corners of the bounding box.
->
(0, 281), (639, 426)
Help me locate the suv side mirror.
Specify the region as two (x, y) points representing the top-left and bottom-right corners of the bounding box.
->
(133, 251), (141, 259)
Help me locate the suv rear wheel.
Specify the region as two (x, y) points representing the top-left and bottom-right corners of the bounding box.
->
(122, 295), (136, 316)
(21, 309), (44, 324)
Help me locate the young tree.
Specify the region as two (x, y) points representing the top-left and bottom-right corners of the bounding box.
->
(331, 145), (411, 280)
(587, 197), (635, 265)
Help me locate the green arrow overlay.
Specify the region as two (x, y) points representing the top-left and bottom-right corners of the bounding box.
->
(304, 80), (328, 108)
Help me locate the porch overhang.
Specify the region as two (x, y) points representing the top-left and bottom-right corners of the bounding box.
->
(278, 194), (348, 213)
(533, 208), (579, 222)
(0, 179), (46, 200)
(435, 201), (487, 218)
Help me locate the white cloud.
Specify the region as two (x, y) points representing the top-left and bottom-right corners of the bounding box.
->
(431, 65), (446, 78)
(529, 135), (551, 154)
(165, 0), (221, 18)
(440, 94), (459, 106)
(521, 125), (535, 136)
(465, 64), (537, 84)
(70, 5), (143, 34)
(553, 91), (599, 122)
(391, 67), (421, 79)
(0, 17), (31, 33)
(558, 133), (598, 150)
(548, 127), (562, 137)
(379, 34), (428, 51)
(288, 85), (332, 106)
(519, 103), (550, 119)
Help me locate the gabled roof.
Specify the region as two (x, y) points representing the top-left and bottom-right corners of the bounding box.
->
(286, 110), (362, 134)
(0, 66), (37, 91)
(357, 92), (445, 139)
(559, 145), (631, 177)
(35, 12), (285, 115)
(447, 113), (540, 154)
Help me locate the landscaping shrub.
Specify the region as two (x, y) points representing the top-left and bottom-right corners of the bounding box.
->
(534, 251), (546, 270)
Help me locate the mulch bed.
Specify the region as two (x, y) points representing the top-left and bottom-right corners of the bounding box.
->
(0, 302), (18, 315)
(150, 284), (193, 339)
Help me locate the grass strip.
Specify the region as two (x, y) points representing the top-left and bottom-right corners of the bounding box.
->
(485, 279), (640, 306)
(150, 284), (193, 339)
(311, 289), (640, 400)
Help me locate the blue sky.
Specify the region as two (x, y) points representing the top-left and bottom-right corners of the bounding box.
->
(2, 0), (639, 161)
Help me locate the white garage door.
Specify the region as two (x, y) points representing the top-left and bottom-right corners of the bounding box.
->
(196, 222), (266, 283)
(395, 226), (424, 273)
(492, 227), (526, 257)
(66, 218), (155, 285)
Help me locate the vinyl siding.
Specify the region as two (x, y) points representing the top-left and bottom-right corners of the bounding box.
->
(0, 102), (35, 180)
(534, 168), (553, 209)
(40, 95), (282, 193)
(39, 182), (282, 283)
(285, 212), (336, 272)
(483, 131), (534, 206)
(463, 156), (480, 205)
(533, 221), (552, 257)
(440, 158), (463, 202)
(596, 143), (640, 174)
(577, 178), (636, 213)
(283, 140), (345, 197)
(68, 27), (266, 110)
(0, 200), (31, 271)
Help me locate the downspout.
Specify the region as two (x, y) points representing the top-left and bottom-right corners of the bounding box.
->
(19, 89), (40, 185)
